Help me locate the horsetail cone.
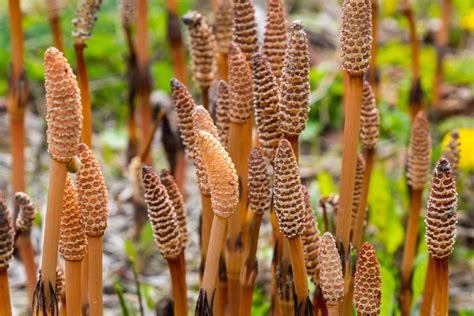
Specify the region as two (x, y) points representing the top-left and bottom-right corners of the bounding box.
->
(248, 148), (271, 215)
(425, 159), (458, 259)
(120, 0), (135, 27)
(142, 167), (183, 260)
(231, 0), (258, 61)
(76, 143), (109, 237)
(171, 78), (198, 160)
(360, 81), (380, 149)
(0, 195), (14, 270)
(354, 242), (382, 315)
(301, 186), (321, 284)
(215, 0), (233, 54)
(192, 105), (220, 195)
(46, 0), (61, 19)
(215, 81), (231, 147)
(182, 11), (216, 89)
(279, 21), (311, 136)
(263, 0), (288, 82)
(228, 42), (253, 123)
(407, 111), (431, 190)
(160, 170), (188, 246)
(55, 267), (65, 300)
(72, 0), (103, 42)
(251, 53), (283, 160)
(319, 232), (344, 304)
(442, 130), (460, 174)
(59, 177), (87, 262)
(44, 47), (83, 163)
(195, 130), (239, 219)
(273, 139), (306, 239)
(351, 154), (366, 230)
(340, 0), (372, 76)
(15, 192), (37, 233)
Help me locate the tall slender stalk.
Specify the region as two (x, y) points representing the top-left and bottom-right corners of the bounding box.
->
(136, 0), (152, 163)
(419, 256), (435, 315)
(34, 48), (83, 314)
(46, 0), (64, 51)
(0, 195), (14, 316)
(368, 0), (379, 100)
(400, 111), (431, 315)
(401, 1), (423, 120)
(214, 0), (232, 80)
(7, 0), (35, 302)
(337, 1), (372, 310)
(77, 144), (109, 316)
(194, 130), (239, 313)
(424, 159), (457, 316)
(432, 0), (452, 106)
(240, 148), (271, 316)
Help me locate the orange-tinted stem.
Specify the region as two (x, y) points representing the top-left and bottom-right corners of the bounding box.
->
(75, 42), (93, 147)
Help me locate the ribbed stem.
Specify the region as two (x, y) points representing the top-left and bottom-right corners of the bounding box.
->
(88, 235), (103, 316)
(368, 1), (379, 101)
(420, 255), (435, 316)
(168, 254), (188, 316)
(400, 189), (423, 315)
(288, 237), (309, 308)
(200, 193), (213, 279)
(75, 42), (92, 147)
(16, 234), (37, 300)
(433, 258), (449, 316)
(65, 260), (82, 316)
(0, 269), (12, 316)
(50, 16), (64, 52)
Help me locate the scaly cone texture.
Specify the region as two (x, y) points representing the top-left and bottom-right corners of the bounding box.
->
(425, 158), (458, 259)
(0, 195), (14, 269)
(279, 21), (310, 136)
(215, 0), (233, 54)
(228, 42), (253, 123)
(442, 130), (460, 174)
(354, 242), (382, 315)
(160, 169), (188, 246)
(407, 111), (432, 190)
(59, 177), (87, 261)
(318, 232), (344, 304)
(72, 0), (103, 42)
(171, 79), (197, 160)
(360, 81), (379, 149)
(182, 11), (216, 89)
(142, 166), (183, 260)
(15, 192), (36, 233)
(195, 130), (239, 218)
(120, 0), (135, 27)
(231, 0), (258, 61)
(46, 0), (62, 19)
(301, 186), (321, 284)
(192, 105), (220, 195)
(340, 0), (372, 76)
(215, 80), (231, 147)
(248, 147), (271, 215)
(273, 139), (306, 239)
(77, 143), (109, 237)
(262, 0), (288, 82)
(251, 53), (283, 160)
(56, 267), (65, 301)
(351, 154), (366, 231)
(44, 47), (83, 163)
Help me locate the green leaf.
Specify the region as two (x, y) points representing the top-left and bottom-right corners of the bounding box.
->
(380, 265), (396, 316)
(124, 239), (137, 263)
(114, 281), (130, 316)
(317, 171), (335, 197)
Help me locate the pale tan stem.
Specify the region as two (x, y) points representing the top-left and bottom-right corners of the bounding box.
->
(81, 252), (89, 314)
(39, 160), (68, 304)
(0, 269), (12, 316)
(400, 189), (423, 315)
(335, 74), (363, 308)
(217, 52), (229, 81)
(17, 234), (37, 301)
(168, 253), (188, 316)
(433, 258), (449, 316)
(352, 148), (375, 250)
(201, 193), (213, 278)
(88, 235), (103, 316)
(202, 216), (227, 304)
(419, 256), (435, 316)
(288, 237), (309, 308)
(65, 260), (82, 316)
(327, 303), (339, 316)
